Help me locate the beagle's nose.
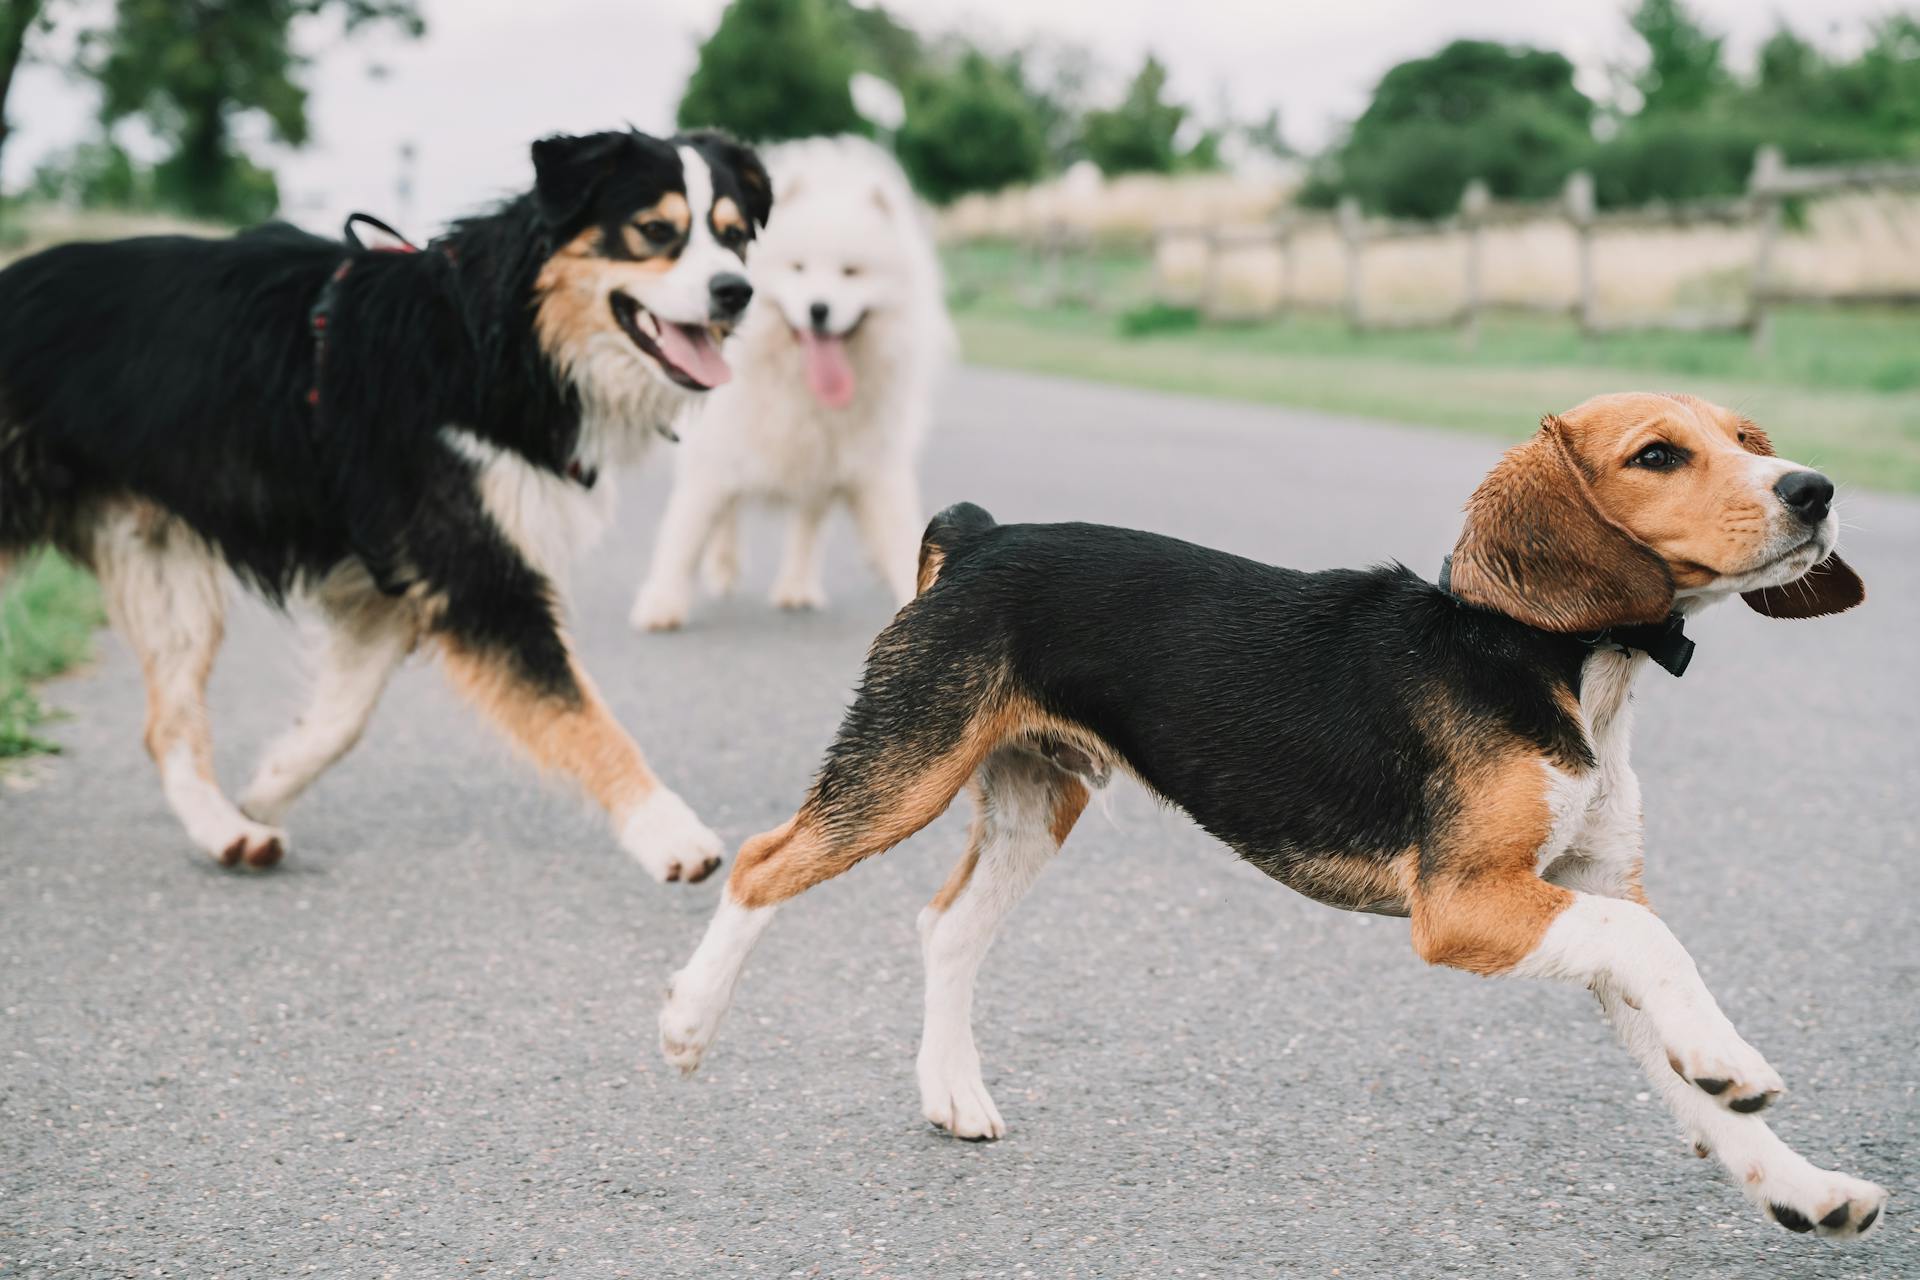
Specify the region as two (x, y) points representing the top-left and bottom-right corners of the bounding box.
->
(708, 273), (752, 318)
(809, 301), (830, 329)
(1774, 470), (1834, 524)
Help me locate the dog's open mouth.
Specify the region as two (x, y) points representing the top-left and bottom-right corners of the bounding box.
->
(610, 292), (731, 390)
(791, 314), (867, 410)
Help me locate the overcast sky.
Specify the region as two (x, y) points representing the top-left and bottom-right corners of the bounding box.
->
(2, 0), (1897, 233)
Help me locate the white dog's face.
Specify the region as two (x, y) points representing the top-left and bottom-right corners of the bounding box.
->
(754, 186), (909, 408)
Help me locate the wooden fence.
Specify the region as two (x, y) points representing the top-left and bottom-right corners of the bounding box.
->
(1149, 149), (1920, 348)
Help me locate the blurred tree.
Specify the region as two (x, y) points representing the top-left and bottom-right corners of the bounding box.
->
(1080, 55), (1185, 175)
(82, 0), (423, 223)
(896, 50), (1046, 203)
(0, 0), (53, 188)
(1628, 0), (1730, 116)
(678, 0), (866, 142)
(1001, 40), (1094, 170)
(1304, 40), (1592, 216)
(1239, 108), (1293, 160)
(828, 0), (921, 89)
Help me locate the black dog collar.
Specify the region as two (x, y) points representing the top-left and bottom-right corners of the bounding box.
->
(1438, 554), (1694, 678)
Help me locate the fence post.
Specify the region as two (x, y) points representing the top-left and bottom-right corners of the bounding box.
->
(1338, 197), (1365, 333)
(1273, 213), (1294, 322)
(1459, 179), (1490, 351)
(1199, 227), (1223, 320)
(1748, 145), (1784, 354)
(1564, 171), (1597, 336)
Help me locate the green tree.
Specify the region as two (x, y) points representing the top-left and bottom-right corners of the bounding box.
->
(1628, 0), (1729, 116)
(0, 0), (53, 186)
(1305, 40), (1592, 217)
(1079, 55), (1185, 175)
(85, 0), (422, 224)
(677, 0), (865, 142)
(896, 50), (1045, 203)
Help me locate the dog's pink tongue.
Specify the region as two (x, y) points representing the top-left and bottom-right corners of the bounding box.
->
(655, 322), (730, 388)
(800, 331), (856, 408)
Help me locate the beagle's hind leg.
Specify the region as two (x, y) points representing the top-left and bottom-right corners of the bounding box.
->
(917, 747), (1088, 1140)
(660, 599), (1014, 1074)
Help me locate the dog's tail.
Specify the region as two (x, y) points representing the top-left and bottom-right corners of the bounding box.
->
(915, 501), (997, 596)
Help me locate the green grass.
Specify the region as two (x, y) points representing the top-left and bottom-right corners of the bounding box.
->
(945, 243), (1920, 492)
(1, 552), (104, 759)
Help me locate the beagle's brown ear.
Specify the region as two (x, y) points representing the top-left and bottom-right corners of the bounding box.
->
(1731, 422), (1866, 618)
(1449, 416), (1674, 632)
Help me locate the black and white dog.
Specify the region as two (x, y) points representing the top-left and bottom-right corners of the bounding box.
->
(0, 129), (768, 877)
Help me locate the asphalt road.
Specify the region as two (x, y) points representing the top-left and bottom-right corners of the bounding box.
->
(4, 367), (1917, 1279)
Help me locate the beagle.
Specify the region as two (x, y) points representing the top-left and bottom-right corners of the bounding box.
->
(660, 392), (1883, 1240)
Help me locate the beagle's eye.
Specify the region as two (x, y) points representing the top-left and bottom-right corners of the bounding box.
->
(637, 220), (679, 246)
(1628, 443), (1686, 471)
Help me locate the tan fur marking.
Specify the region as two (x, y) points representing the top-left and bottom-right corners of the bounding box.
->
(1279, 849), (1417, 915)
(928, 791), (988, 915)
(620, 193), (691, 260)
(915, 545), (945, 595)
(1410, 752), (1573, 975)
(1049, 777), (1089, 845)
(710, 195), (745, 236)
(439, 639), (658, 821)
(727, 692), (1099, 911)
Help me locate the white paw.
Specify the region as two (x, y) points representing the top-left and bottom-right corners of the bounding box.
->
(918, 1042), (1005, 1140)
(1744, 1156), (1887, 1240)
(630, 581), (691, 632)
(1662, 1015), (1784, 1113)
(209, 818), (287, 870)
(620, 790), (723, 884)
(658, 971), (726, 1075)
(769, 579), (826, 612)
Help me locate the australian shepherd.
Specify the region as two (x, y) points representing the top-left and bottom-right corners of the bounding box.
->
(0, 129), (768, 880)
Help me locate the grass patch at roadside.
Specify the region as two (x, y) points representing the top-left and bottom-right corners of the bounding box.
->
(946, 240), (1920, 492)
(1, 552), (104, 758)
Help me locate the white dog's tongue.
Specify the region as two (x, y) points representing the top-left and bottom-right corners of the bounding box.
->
(655, 322), (731, 388)
(800, 331), (856, 408)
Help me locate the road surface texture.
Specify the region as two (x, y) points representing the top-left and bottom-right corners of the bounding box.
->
(4, 368), (1916, 1278)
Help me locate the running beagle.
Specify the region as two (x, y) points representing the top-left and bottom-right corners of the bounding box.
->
(661, 392), (1882, 1239)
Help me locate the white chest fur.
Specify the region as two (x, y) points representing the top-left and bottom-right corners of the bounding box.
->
(440, 427), (619, 583)
(1538, 649), (1648, 891)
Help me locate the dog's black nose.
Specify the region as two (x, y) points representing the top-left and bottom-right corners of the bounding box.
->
(1774, 470), (1834, 524)
(809, 301), (829, 329)
(709, 273), (752, 317)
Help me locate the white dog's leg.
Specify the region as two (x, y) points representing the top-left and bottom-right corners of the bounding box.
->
(917, 750), (1088, 1140)
(769, 499), (830, 611)
(698, 500), (741, 597)
(240, 606), (414, 825)
(851, 466), (922, 607)
(633, 481), (734, 632)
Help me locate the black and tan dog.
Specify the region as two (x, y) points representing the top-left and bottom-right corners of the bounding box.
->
(0, 129), (766, 877)
(660, 392), (1884, 1239)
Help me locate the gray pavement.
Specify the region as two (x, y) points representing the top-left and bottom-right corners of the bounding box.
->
(3, 366), (1916, 1278)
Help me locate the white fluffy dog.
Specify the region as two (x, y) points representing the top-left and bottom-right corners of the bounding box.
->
(630, 135), (954, 630)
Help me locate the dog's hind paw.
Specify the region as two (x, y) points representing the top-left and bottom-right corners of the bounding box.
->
(620, 789), (723, 885)
(658, 975), (723, 1075)
(212, 821), (287, 870)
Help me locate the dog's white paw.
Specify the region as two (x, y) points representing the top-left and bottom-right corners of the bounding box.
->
(1663, 1017), (1784, 1113)
(630, 581), (691, 632)
(1746, 1157), (1887, 1240)
(769, 579), (826, 612)
(658, 972), (726, 1075)
(918, 1042), (1005, 1141)
(620, 790), (723, 884)
(208, 817), (287, 870)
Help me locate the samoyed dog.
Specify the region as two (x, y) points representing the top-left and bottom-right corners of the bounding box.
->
(629, 135), (954, 630)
